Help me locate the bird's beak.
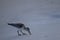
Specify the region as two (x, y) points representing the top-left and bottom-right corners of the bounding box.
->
(28, 30), (32, 35)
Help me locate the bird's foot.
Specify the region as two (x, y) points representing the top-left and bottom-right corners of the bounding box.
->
(22, 33), (27, 35)
(18, 34), (21, 36)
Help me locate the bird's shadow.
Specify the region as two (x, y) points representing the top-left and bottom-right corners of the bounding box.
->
(4, 34), (30, 40)
(3, 35), (24, 40)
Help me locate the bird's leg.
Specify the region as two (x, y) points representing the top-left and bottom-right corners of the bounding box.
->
(17, 30), (21, 36)
(20, 30), (27, 35)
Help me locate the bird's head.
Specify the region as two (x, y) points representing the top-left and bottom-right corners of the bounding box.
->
(24, 27), (31, 35)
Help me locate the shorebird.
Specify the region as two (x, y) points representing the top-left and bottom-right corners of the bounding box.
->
(8, 23), (31, 36)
